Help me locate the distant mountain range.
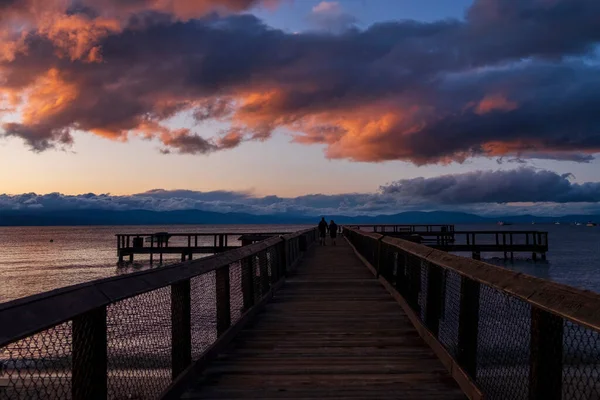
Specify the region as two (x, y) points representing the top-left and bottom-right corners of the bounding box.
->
(0, 208), (598, 226)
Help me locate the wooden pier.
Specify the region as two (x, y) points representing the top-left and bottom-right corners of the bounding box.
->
(116, 232), (290, 264)
(4, 226), (600, 400)
(173, 239), (467, 399)
(351, 224), (549, 261)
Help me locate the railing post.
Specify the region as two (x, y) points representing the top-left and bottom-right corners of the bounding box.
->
(457, 276), (480, 378)
(425, 263), (443, 337)
(216, 266), (231, 336)
(72, 307), (107, 400)
(376, 238), (383, 277)
(299, 235), (307, 252)
(406, 257), (421, 313)
(395, 253), (407, 294)
(280, 238), (288, 276)
(259, 251), (270, 295)
(529, 307), (563, 400)
(241, 256), (255, 311)
(171, 279), (191, 380)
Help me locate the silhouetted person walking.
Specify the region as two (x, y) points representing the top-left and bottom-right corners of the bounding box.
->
(329, 220), (338, 245)
(318, 217), (328, 245)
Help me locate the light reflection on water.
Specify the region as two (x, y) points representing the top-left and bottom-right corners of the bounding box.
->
(0, 224), (309, 303)
(1, 223), (599, 303)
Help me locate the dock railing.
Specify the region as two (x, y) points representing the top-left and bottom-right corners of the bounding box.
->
(0, 228), (317, 399)
(344, 227), (600, 400)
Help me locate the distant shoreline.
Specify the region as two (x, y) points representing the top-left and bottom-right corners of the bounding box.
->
(0, 208), (598, 227)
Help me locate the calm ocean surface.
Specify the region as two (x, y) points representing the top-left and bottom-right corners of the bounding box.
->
(0, 223), (599, 303)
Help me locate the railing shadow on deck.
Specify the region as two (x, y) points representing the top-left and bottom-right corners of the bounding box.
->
(0, 228), (318, 400)
(345, 227), (600, 400)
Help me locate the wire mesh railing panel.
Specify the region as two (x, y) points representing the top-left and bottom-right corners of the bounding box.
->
(438, 270), (461, 358)
(563, 321), (600, 400)
(229, 261), (244, 326)
(191, 271), (217, 360)
(106, 287), (171, 399)
(0, 323), (72, 400)
(476, 285), (531, 400)
(419, 262), (429, 322)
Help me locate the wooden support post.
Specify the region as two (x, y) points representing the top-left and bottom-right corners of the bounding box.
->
(171, 279), (191, 380)
(188, 253), (193, 261)
(241, 256), (255, 311)
(118, 253), (123, 264)
(194, 235), (198, 247)
(280, 239), (288, 276)
(299, 235), (307, 252)
(541, 253), (546, 261)
(160, 252), (163, 264)
(529, 307), (563, 400)
(395, 253), (407, 294)
(218, 234), (225, 252)
(407, 257), (421, 313)
(150, 236), (154, 264)
(503, 233), (507, 260)
(216, 266), (231, 336)
(376, 238), (383, 278)
(126, 236), (130, 248)
(129, 254), (134, 263)
(181, 253), (186, 262)
(472, 251), (481, 260)
(457, 277), (480, 378)
(532, 252), (538, 261)
(259, 251), (270, 295)
(72, 307), (107, 400)
(425, 263), (443, 337)
(117, 236), (120, 251)
(188, 235), (191, 248)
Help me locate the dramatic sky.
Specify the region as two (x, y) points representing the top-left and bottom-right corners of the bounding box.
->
(1, 0), (600, 216)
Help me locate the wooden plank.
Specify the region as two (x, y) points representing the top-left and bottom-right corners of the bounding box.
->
(176, 239), (466, 400)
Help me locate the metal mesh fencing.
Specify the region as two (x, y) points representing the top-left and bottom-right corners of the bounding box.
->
(0, 323), (72, 400)
(106, 287), (172, 399)
(438, 269), (461, 358)
(345, 228), (600, 400)
(476, 284), (531, 400)
(190, 271), (217, 360)
(0, 229), (317, 400)
(563, 322), (600, 400)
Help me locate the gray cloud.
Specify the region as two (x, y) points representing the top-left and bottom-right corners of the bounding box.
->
(1, 168), (600, 216)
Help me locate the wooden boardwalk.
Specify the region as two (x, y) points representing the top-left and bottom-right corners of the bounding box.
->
(179, 239), (466, 399)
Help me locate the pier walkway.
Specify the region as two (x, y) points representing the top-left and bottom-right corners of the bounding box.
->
(3, 226), (600, 400)
(178, 239), (464, 399)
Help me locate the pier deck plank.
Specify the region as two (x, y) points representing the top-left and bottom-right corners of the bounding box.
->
(179, 238), (466, 399)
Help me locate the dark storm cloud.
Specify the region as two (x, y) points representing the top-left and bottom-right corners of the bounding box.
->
(381, 168), (600, 204)
(1, 0), (600, 162)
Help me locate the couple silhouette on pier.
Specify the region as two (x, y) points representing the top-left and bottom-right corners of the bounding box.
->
(318, 217), (338, 246)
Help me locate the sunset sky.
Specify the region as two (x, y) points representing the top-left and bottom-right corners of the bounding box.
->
(1, 0), (600, 216)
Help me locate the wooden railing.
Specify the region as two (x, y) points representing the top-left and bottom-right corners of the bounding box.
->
(344, 227), (600, 400)
(0, 228), (318, 399)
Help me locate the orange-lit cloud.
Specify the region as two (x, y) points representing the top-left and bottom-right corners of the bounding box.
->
(474, 94), (518, 115)
(1, 0), (600, 163)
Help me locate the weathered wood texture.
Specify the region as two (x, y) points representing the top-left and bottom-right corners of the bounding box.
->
(179, 240), (466, 399)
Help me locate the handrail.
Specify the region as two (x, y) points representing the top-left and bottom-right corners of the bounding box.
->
(114, 232), (295, 237)
(344, 227), (600, 400)
(380, 234), (599, 331)
(345, 228), (598, 331)
(0, 227), (318, 399)
(0, 228), (314, 347)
